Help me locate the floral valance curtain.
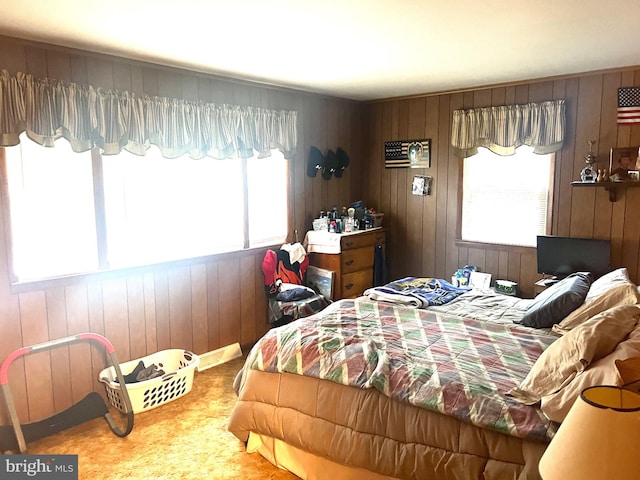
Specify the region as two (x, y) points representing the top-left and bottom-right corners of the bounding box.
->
(0, 70), (297, 159)
(451, 99), (565, 157)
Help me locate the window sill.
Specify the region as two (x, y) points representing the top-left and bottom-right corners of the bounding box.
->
(9, 244), (279, 295)
(455, 239), (536, 254)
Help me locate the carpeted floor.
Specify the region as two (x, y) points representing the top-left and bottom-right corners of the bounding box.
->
(26, 356), (297, 480)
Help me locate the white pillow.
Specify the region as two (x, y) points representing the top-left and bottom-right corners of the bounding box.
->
(509, 304), (640, 405)
(553, 268), (640, 335)
(541, 313), (640, 422)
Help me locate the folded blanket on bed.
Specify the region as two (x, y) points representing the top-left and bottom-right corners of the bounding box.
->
(364, 277), (470, 308)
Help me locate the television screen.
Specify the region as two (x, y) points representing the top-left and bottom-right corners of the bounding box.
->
(536, 235), (611, 279)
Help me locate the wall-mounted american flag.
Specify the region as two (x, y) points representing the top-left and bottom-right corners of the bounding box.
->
(618, 87), (640, 125)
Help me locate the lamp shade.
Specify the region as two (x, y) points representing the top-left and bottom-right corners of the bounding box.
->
(539, 385), (640, 479)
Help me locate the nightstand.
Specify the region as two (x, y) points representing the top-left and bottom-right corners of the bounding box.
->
(534, 277), (558, 296)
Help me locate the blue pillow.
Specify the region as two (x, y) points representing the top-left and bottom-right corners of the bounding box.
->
(519, 273), (593, 328)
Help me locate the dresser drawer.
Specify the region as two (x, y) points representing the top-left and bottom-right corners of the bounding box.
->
(309, 229), (385, 301)
(340, 230), (386, 250)
(341, 246), (374, 274)
(341, 269), (373, 298)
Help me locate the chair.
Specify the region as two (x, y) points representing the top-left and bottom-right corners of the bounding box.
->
(261, 245), (330, 326)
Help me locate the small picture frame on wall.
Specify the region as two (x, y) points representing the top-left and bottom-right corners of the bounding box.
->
(412, 175), (432, 195)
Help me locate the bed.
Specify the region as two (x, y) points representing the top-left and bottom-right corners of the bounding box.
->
(228, 269), (640, 480)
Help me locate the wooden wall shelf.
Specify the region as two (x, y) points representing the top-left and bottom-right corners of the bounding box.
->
(570, 181), (640, 202)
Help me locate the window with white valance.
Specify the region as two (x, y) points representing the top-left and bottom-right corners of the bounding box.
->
(452, 100), (563, 247)
(0, 70), (295, 282)
(451, 100), (566, 158)
(461, 146), (552, 247)
(0, 70), (297, 159)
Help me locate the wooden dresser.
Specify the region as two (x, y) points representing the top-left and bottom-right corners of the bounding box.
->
(308, 229), (385, 301)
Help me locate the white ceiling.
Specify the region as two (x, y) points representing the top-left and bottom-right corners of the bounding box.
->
(0, 0), (639, 101)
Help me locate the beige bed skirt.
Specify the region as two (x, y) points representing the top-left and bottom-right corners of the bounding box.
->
(228, 369), (548, 480)
(247, 432), (400, 479)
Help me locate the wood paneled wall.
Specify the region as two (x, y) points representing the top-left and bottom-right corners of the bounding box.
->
(363, 68), (640, 299)
(0, 36), (363, 425)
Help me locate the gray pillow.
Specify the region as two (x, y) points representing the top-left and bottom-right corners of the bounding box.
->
(519, 273), (593, 328)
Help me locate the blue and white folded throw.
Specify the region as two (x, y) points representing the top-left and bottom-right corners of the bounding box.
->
(364, 277), (470, 308)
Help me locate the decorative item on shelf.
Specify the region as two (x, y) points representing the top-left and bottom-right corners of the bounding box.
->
(579, 139), (598, 183)
(312, 217), (328, 231)
(609, 145), (640, 181)
(369, 213), (384, 228)
(345, 207), (355, 232)
(361, 210), (382, 229)
(312, 202), (384, 232)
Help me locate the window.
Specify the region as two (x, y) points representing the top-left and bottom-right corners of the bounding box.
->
(461, 146), (552, 247)
(246, 154), (289, 246)
(4, 138), (98, 280)
(2, 135), (289, 282)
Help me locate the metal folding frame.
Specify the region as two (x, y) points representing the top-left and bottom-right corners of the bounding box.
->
(0, 332), (134, 453)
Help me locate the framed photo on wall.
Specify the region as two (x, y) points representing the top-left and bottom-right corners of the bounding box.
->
(385, 139), (431, 168)
(412, 175), (432, 195)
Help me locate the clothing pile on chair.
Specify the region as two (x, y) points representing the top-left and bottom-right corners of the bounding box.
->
(262, 243), (314, 301)
(261, 242), (330, 325)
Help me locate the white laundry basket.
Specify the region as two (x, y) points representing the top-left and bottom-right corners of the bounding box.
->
(99, 349), (199, 414)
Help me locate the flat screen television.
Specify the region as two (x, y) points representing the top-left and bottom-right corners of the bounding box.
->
(536, 235), (611, 279)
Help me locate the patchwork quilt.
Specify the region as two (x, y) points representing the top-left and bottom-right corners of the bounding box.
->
(250, 298), (558, 443)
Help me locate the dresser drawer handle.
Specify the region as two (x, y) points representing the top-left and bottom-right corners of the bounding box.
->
(345, 259), (354, 266)
(345, 241), (353, 248)
(345, 282), (354, 290)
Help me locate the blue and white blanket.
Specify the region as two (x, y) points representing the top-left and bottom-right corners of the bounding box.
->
(364, 277), (470, 308)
